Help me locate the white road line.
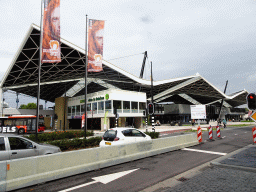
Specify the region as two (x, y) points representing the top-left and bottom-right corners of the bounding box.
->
(59, 181), (98, 192)
(182, 148), (227, 156)
(234, 134), (238, 135)
(222, 136), (226, 138)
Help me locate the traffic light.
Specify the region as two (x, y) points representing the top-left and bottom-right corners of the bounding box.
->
(247, 93), (256, 110)
(148, 103), (154, 115)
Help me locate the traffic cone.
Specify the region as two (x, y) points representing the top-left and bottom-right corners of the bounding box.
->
(197, 127), (202, 143)
(252, 127), (256, 144)
(216, 125), (221, 139)
(207, 125), (214, 141)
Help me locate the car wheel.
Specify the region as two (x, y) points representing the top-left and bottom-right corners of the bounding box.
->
(18, 128), (25, 135)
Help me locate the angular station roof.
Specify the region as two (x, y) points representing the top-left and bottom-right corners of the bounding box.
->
(0, 24), (248, 107)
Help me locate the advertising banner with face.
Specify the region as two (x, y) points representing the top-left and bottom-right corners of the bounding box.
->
(42, 0), (61, 63)
(88, 19), (105, 72)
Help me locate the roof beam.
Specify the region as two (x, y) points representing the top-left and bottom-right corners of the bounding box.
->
(148, 76), (201, 101)
(178, 93), (202, 105)
(63, 78), (121, 97)
(3, 78), (83, 89)
(153, 95), (173, 103)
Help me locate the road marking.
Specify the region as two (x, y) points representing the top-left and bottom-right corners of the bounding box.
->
(234, 134), (238, 135)
(161, 134), (168, 136)
(59, 168), (139, 192)
(182, 148), (227, 156)
(222, 136), (226, 138)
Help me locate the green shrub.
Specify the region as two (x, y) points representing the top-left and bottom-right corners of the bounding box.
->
(47, 136), (102, 151)
(25, 130), (94, 143)
(145, 131), (160, 139)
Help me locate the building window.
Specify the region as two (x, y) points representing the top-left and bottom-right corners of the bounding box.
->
(113, 100), (122, 113)
(81, 105), (85, 115)
(92, 102), (97, 113)
(98, 101), (104, 114)
(68, 106), (71, 116)
(123, 101), (130, 113)
(139, 102), (146, 113)
(105, 100), (112, 113)
(72, 106), (76, 115)
(87, 103), (91, 111)
(131, 102), (138, 113)
(76, 105), (80, 116)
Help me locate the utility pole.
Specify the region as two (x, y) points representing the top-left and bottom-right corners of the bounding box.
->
(151, 61), (155, 132)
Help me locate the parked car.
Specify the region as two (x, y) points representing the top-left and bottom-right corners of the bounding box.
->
(0, 134), (61, 161)
(99, 128), (152, 147)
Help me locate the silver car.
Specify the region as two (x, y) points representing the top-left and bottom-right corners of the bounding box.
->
(0, 134), (61, 161)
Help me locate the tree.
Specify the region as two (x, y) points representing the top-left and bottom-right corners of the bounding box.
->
(19, 103), (37, 109)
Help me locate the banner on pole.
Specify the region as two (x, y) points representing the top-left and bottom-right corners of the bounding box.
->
(42, 0), (61, 63)
(88, 19), (105, 72)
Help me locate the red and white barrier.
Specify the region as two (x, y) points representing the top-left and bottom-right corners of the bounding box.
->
(208, 125), (213, 140)
(252, 127), (256, 144)
(197, 127), (202, 143)
(216, 125), (221, 138)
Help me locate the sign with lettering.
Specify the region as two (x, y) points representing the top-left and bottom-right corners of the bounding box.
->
(190, 105), (206, 119)
(0, 126), (17, 133)
(80, 96), (105, 103)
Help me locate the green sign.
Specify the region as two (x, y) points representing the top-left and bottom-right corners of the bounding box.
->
(80, 95), (106, 103)
(105, 94), (109, 100)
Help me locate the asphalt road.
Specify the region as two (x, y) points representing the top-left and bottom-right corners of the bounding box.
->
(13, 125), (255, 192)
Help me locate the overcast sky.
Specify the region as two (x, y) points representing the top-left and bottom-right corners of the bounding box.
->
(1, 0), (256, 107)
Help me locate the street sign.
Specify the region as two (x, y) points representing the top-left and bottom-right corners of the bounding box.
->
(190, 105), (206, 119)
(250, 111), (256, 122)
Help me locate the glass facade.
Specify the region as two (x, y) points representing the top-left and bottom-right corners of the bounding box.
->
(131, 102), (138, 113)
(113, 100), (122, 113)
(68, 100), (146, 117)
(105, 100), (112, 113)
(123, 101), (130, 113)
(98, 101), (104, 114)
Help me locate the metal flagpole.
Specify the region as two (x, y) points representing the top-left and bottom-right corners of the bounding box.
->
(36, 0), (44, 142)
(84, 15), (88, 139)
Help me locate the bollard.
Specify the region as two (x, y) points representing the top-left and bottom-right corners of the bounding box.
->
(208, 125), (214, 141)
(216, 125), (221, 139)
(197, 127), (202, 143)
(252, 127), (256, 144)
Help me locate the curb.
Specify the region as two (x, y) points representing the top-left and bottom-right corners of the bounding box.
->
(210, 144), (256, 173)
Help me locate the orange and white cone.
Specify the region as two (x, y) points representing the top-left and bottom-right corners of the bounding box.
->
(197, 127), (202, 143)
(252, 127), (256, 144)
(216, 125), (221, 138)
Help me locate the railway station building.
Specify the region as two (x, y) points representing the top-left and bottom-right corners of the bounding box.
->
(0, 24), (249, 131)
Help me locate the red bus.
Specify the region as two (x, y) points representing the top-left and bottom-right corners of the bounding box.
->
(0, 115), (45, 134)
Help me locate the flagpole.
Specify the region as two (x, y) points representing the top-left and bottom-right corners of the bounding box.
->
(84, 14), (88, 139)
(35, 0), (44, 142)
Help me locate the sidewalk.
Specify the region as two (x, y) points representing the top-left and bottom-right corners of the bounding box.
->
(44, 121), (254, 135)
(141, 144), (256, 192)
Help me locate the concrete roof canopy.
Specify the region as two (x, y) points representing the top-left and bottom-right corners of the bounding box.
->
(0, 24), (248, 107)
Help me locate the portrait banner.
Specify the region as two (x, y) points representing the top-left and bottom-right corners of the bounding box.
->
(42, 0), (61, 63)
(88, 19), (105, 72)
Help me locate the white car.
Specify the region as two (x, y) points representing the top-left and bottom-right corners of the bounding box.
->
(99, 128), (151, 147)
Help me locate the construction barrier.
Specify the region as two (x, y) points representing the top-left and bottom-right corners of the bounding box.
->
(197, 127), (202, 143)
(0, 133), (199, 191)
(208, 125), (213, 141)
(216, 125), (221, 138)
(252, 127), (256, 144)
